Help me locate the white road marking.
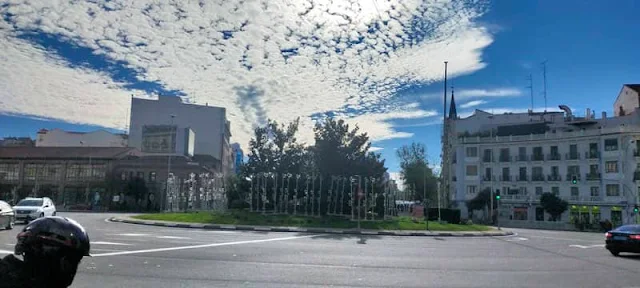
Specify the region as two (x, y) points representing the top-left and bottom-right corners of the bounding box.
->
(526, 235), (601, 242)
(116, 233), (152, 237)
(507, 237), (529, 242)
(569, 244), (605, 249)
(92, 241), (133, 246)
(93, 234), (322, 257)
(157, 236), (191, 240)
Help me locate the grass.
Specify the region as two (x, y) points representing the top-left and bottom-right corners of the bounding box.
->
(133, 210), (491, 232)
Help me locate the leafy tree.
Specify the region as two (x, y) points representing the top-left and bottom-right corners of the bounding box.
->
(396, 142), (437, 203)
(466, 188), (497, 220)
(244, 118), (306, 176)
(540, 192), (568, 221)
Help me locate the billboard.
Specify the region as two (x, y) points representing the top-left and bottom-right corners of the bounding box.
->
(141, 125), (176, 153)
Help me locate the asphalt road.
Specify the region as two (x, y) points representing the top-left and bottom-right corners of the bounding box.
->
(1, 213), (639, 288)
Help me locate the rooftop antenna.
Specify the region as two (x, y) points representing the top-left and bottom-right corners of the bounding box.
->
(526, 74), (533, 111)
(541, 60), (548, 112)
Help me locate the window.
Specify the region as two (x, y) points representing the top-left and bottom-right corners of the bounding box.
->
(533, 147), (543, 160)
(519, 167), (527, 178)
(466, 165), (478, 176)
(535, 187), (543, 196)
(500, 148), (510, 159)
(551, 166), (559, 176)
(567, 165), (580, 176)
(149, 172), (157, 182)
(466, 185), (477, 195)
(589, 164), (598, 174)
(0, 163), (19, 181)
(121, 171), (127, 181)
(569, 144), (578, 155)
(550, 146), (558, 154)
(532, 167), (543, 177)
(606, 184), (620, 196)
(570, 187), (579, 198)
(604, 138), (618, 151)
(590, 187), (600, 197)
(605, 161), (618, 173)
(137, 171), (145, 179)
(518, 147), (526, 158)
(465, 147), (478, 157)
(536, 207), (544, 221)
(552, 187), (560, 196)
(518, 187), (527, 195)
(483, 149), (492, 162)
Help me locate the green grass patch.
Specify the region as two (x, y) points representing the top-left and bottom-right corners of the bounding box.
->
(133, 210), (490, 232)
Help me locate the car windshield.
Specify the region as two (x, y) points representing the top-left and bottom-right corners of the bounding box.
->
(15, 199), (43, 207)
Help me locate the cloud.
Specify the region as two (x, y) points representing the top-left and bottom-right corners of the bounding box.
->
(369, 146), (383, 152)
(459, 99), (487, 109)
(0, 0), (493, 148)
(423, 88), (522, 101)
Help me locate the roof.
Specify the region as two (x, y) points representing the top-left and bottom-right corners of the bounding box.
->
(625, 84), (640, 94)
(0, 147), (141, 159)
(496, 122), (549, 136)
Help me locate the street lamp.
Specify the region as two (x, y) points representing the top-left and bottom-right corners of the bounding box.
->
(164, 114), (176, 211)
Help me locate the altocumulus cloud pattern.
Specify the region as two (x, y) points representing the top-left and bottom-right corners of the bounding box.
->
(0, 0), (493, 147)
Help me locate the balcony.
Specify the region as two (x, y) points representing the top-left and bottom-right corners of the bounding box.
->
(569, 196), (605, 204)
(585, 151), (600, 159)
(547, 174), (561, 182)
(516, 155), (528, 162)
(482, 156), (493, 163)
(530, 154), (544, 162)
(499, 155), (511, 163)
(531, 174), (545, 182)
(499, 194), (530, 202)
(566, 174), (581, 182)
(516, 175), (528, 182)
(546, 153), (561, 161)
(565, 153), (580, 160)
(586, 173), (601, 181)
(482, 175), (492, 182)
(500, 175), (512, 182)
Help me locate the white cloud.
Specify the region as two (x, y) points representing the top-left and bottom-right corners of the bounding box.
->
(459, 99), (487, 109)
(423, 88), (522, 101)
(369, 146), (384, 152)
(0, 0), (493, 149)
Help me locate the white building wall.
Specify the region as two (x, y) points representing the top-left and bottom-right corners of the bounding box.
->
(129, 96), (228, 160)
(36, 129), (127, 147)
(614, 85), (640, 117)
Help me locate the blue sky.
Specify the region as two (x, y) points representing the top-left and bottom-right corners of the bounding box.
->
(1, 0), (639, 177)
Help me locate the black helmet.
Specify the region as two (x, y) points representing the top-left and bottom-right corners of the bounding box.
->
(15, 216), (91, 257)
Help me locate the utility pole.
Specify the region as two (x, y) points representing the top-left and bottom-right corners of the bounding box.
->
(541, 61), (548, 112)
(526, 74), (533, 111)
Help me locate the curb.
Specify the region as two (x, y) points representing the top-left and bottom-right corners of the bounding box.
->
(108, 217), (513, 237)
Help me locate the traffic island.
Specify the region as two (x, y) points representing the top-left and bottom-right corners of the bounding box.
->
(109, 211), (513, 237)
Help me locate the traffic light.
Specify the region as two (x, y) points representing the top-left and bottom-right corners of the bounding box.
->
(495, 189), (501, 200)
(571, 175), (577, 185)
(634, 205), (639, 213)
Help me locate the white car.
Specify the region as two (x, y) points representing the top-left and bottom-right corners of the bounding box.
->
(13, 197), (56, 223)
(0, 200), (15, 230)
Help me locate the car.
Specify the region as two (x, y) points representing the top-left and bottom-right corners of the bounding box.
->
(605, 224), (640, 256)
(12, 197), (56, 223)
(0, 200), (15, 230)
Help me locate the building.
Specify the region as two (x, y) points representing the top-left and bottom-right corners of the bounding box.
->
(0, 147), (140, 209)
(128, 96), (233, 175)
(36, 129), (128, 147)
(444, 85), (640, 229)
(614, 84), (640, 117)
(0, 137), (35, 147)
(231, 143), (244, 174)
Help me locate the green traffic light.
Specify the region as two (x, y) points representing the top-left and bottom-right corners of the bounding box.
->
(572, 180), (577, 184)
(496, 195), (501, 200)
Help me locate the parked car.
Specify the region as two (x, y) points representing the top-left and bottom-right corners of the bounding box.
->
(0, 200), (15, 230)
(12, 197), (56, 223)
(605, 224), (640, 256)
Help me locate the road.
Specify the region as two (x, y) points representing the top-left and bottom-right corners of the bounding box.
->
(1, 213), (639, 287)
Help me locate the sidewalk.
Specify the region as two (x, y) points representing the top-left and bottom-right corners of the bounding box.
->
(109, 216), (514, 237)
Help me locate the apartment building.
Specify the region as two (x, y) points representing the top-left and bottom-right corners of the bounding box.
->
(446, 85), (640, 229)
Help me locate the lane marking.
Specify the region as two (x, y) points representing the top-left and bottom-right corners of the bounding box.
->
(115, 233), (152, 237)
(569, 244), (605, 249)
(157, 236), (191, 240)
(525, 235), (602, 242)
(92, 241), (133, 246)
(92, 234), (322, 257)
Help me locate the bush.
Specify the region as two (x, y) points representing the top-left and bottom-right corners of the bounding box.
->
(427, 208), (461, 224)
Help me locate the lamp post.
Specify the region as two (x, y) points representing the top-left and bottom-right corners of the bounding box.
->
(164, 114), (176, 211)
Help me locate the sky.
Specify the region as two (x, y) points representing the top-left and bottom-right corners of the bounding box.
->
(1, 0), (639, 183)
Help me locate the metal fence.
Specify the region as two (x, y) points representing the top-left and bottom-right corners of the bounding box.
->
(164, 172), (227, 213)
(246, 173), (405, 221)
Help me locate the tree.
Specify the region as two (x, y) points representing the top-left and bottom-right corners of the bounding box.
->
(466, 188), (497, 220)
(396, 142), (437, 203)
(244, 118), (306, 176)
(540, 192), (568, 221)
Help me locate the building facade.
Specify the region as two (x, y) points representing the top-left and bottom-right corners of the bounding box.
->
(0, 137), (35, 147)
(445, 86), (640, 229)
(614, 84), (640, 117)
(128, 96), (233, 175)
(36, 129), (128, 147)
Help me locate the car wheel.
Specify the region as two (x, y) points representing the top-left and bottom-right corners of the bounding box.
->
(609, 250), (619, 256)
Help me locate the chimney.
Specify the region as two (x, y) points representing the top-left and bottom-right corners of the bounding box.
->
(602, 111), (607, 119)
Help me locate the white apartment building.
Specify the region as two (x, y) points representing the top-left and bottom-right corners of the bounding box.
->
(446, 85), (640, 229)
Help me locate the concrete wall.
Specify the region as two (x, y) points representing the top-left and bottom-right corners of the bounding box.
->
(129, 96), (228, 161)
(614, 86), (640, 117)
(37, 129), (127, 147)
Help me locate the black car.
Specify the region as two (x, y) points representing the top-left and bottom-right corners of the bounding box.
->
(605, 224), (640, 256)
